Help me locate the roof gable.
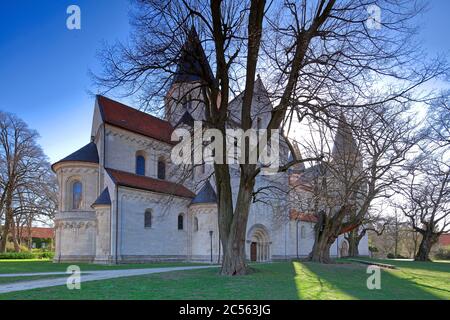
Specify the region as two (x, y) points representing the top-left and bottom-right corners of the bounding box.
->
(174, 111), (195, 128)
(172, 27), (215, 85)
(97, 95), (174, 144)
(92, 188), (111, 207)
(191, 180), (217, 204)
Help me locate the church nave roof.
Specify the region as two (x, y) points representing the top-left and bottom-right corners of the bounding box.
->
(106, 168), (195, 199)
(97, 95), (175, 145)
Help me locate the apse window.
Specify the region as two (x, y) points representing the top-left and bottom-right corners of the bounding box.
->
(72, 181), (83, 210)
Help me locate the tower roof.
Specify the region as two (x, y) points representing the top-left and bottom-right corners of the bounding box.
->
(172, 27), (215, 84)
(288, 142), (306, 173)
(332, 113), (359, 161)
(191, 180), (217, 204)
(52, 142), (99, 171)
(174, 111), (195, 128)
(92, 188), (111, 207)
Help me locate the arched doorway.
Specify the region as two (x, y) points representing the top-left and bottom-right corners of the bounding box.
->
(340, 240), (349, 257)
(247, 224), (271, 262)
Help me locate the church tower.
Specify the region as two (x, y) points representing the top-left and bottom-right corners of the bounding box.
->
(165, 27), (215, 126)
(331, 113), (363, 171)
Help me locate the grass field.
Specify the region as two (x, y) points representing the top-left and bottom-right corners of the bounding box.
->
(0, 259), (448, 300)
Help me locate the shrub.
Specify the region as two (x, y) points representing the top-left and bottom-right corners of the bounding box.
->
(0, 250), (55, 260)
(0, 252), (35, 259)
(34, 251), (55, 259)
(6, 243), (30, 253)
(369, 246), (378, 253)
(387, 253), (408, 259)
(434, 246), (450, 260)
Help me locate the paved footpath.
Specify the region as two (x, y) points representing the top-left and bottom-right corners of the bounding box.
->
(0, 265), (217, 294)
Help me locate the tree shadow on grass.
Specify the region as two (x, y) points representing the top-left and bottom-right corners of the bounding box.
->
(341, 257), (450, 273)
(293, 261), (443, 300)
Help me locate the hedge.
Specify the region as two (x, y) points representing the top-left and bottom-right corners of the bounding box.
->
(0, 251), (54, 260)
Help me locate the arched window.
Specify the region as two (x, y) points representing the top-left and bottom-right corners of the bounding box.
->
(158, 157), (166, 180)
(300, 225), (306, 239)
(194, 217), (199, 232)
(178, 214), (184, 230)
(144, 209), (152, 228)
(72, 181), (83, 210)
(136, 155), (146, 176)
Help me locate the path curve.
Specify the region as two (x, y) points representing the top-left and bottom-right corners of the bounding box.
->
(0, 265), (217, 294)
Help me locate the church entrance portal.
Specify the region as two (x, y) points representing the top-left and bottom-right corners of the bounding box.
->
(248, 224), (271, 262)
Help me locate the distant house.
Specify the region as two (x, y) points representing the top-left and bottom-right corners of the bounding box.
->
(438, 234), (450, 247)
(19, 227), (55, 250)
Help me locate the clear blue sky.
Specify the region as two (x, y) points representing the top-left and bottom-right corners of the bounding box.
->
(0, 0), (449, 164)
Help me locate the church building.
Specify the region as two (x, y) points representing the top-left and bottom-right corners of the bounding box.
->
(52, 30), (368, 263)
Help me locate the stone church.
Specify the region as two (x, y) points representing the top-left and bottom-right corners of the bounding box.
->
(52, 30), (368, 263)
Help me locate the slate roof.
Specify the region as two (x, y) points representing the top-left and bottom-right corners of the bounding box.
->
(191, 180), (217, 204)
(175, 111), (195, 128)
(332, 113), (359, 160)
(92, 188), (111, 207)
(298, 163), (326, 184)
(106, 168), (195, 199)
(172, 27), (215, 85)
(52, 142), (99, 171)
(97, 95), (175, 145)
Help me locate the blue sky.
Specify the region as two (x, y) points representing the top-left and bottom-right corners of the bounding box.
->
(0, 0), (449, 164)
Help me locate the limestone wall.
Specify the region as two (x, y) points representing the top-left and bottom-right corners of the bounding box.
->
(116, 187), (192, 262)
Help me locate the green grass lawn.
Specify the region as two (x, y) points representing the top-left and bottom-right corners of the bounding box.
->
(0, 259), (207, 274)
(0, 259), (448, 300)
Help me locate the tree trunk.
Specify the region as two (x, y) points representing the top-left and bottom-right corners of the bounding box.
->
(415, 232), (438, 262)
(0, 220), (9, 253)
(0, 195), (13, 253)
(308, 217), (338, 263)
(309, 232), (335, 263)
(219, 171), (255, 276)
(347, 230), (364, 257)
(10, 218), (20, 252)
(348, 237), (360, 257)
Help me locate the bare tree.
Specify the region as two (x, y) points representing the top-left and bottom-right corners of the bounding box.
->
(344, 210), (390, 257)
(94, 0), (444, 273)
(427, 91), (450, 150)
(290, 101), (421, 262)
(0, 111), (55, 252)
(397, 156), (450, 261)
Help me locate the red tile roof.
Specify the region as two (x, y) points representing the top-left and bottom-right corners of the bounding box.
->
(339, 224), (359, 235)
(289, 209), (318, 223)
(439, 234), (450, 247)
(19, 227), (54, 239)
(106, 168), (195, 199)
(289, 209), (358, 235)
(97, 95), (175, 144)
